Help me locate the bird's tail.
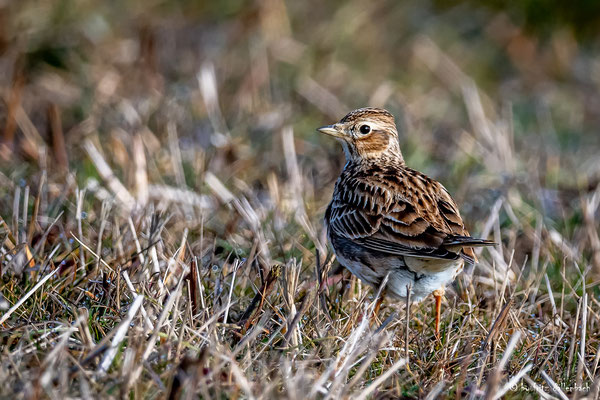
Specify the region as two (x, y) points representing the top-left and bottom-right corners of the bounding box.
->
(443, 235), (496, 248)
(443, 235), (496, 264)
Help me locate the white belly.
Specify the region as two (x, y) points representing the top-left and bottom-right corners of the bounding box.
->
(387, 259), (463, 302)
(335, 249), (463, 302)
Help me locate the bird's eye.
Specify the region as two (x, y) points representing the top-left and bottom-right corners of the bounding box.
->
(359, 125), (371, 135)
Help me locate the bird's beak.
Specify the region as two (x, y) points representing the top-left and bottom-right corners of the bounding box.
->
(317, 124), (345, 138)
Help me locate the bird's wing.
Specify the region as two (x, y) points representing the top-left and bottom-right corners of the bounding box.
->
(326, 167), (493, 263)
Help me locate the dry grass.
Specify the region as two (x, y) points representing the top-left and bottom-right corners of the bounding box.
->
(1, 1), (600, 399)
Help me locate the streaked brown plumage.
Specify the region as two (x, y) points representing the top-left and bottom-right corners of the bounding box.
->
(319, 107), (493, 333)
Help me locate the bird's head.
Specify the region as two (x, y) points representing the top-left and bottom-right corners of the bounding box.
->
(318, 107), (403, 162)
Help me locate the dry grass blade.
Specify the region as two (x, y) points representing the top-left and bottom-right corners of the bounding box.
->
(127, 276), (186, 386)
(576, 292), (588, 396)
(219, 353), (256, 399)
(425, 381), (446, 400)
(492, 363), (532, 400)
(133, 132), (149, 206)
(40, 324), (78, 387)
(0, 246), (61, 325)
(523, 375), (555, 399)
(540, 370), (569, 400)
(98, 294), (144, 375)
(83, 138), (135, 211)
(485, 330), (522, 399)
(354, 358), (406, 400)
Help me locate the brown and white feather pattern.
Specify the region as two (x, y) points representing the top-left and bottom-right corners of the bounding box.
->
(321, 107), (494, 301)
(326, 159), (478, 261)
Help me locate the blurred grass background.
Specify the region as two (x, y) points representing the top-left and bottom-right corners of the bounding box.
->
(2, 0), (600, 173)
(1, 0), (600, 398)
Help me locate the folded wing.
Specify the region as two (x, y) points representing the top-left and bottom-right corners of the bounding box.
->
(326, 167), (494, 264)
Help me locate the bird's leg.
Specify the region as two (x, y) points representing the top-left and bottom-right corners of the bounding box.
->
(433, 287), (444, 339)
(370, 288), (386, 325)
(374, 293), (384, 315)
(370, 274), (390, 325)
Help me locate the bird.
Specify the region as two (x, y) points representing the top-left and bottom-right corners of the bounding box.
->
(318, 107), (494, 336)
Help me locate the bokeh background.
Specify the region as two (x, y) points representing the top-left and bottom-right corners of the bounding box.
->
(2, 0), (600, 191)
(1, 1), (600, 398)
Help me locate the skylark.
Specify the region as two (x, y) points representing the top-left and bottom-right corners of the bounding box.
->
(319, 107), (494, 335)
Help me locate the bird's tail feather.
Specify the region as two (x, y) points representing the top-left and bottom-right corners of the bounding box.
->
(444, 236), (496, 264)
(443, 235), (496, 248)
